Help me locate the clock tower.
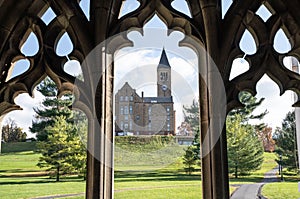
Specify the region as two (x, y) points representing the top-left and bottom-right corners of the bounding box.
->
(157, 49), (171, 97)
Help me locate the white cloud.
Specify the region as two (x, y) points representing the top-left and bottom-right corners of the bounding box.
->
(249, 75), (294, 130)
(3, 90), (45, 138)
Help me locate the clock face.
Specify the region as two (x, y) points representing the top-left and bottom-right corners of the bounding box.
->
(161, 84), (168, 91)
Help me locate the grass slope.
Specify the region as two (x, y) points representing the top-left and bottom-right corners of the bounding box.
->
(1, 140), (288, 199)
(1, 141), (36, 153)
(262, 182), (300, 199)
(0, 151), (85, 199)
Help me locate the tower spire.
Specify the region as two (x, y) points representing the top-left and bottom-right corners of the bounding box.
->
(157, 48), (171, 97)
(158, 48), (171, 68)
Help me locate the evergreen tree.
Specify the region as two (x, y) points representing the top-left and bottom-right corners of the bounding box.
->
(37, 116), (74, 181)
(68, 118), (88, 179)
(226, 115), (264, 178)
(183, 145), (197, 175)
(226, 91), (267, 178)
(228, 91), (268, 131)
(182, 92), (267, 176)
(182, 99), (201, 167)
(30, 77), (73, 141)
(37, 116), (87, 181)
(192, 129), (200, 162)
(273, 111), (298, 171)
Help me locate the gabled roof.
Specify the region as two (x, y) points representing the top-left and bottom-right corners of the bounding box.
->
(158, 48), (171, 68)
(143, 96), (173, 103)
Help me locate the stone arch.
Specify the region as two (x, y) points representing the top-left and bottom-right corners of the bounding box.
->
(1, 1), (300, 199)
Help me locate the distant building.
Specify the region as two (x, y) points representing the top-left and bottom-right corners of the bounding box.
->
(115, 49), (176, 136)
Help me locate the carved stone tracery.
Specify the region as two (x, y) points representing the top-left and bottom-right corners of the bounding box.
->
(1, 0), (300, 198)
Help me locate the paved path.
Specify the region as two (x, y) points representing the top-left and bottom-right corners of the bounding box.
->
(230, 167), (279, 199)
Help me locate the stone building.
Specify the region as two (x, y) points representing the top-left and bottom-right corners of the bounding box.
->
(115, 49), (175, 135)
(2, 1), (300, 198)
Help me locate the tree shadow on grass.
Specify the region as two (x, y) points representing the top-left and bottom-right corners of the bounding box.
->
(0, 179), (51, 185)
(114, 169), (201, 183)
(229, 176), (264, 184)
(0, 179), (85, 185)
(0, 169), (42, 173)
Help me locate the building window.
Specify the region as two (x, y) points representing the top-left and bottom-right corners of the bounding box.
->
(124, 115), (128, 121)
(120, 121), (124, 130)
(130, 95), (133, 101)
(124, 123), (128, 131)
(160, 72), (168, 81)
(148, 121), (151, 130)
(129, 105), (133, 114)
(136, 115), (140, 121)
(120, 106), (123, 115)
(120, 96), (123, 101)
(167, 115), (170, 121)
(148, 106), (152, 120)
(129, 120), (132, 130)
(124, 106), (128, 115)
(167, 123), (170, 131)
(166, 107), (170, 116)
(125, 96), (128, 101)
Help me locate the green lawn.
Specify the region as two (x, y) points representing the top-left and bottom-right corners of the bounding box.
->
(0, 144), (293, 199)
(0, 151), (86, 199)
(262, 182), (300, 199)
(0, 177), (85, 199)
(253, 152), (277, 175)
(0, 151), (43, 175)
(229, 152), (278, 184)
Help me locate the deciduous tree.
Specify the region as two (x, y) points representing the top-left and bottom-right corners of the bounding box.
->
(257, 126), (275, 152)
(2, 118), (27, 142)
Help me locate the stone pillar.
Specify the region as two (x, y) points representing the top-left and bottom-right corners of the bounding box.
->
(0, 115), (4, 154)
(85, 46), (114, 199)
(291, 57), (300, 169)
(199, 0), (229, 198)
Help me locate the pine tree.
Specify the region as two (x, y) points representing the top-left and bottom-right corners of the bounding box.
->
(32, 77), (87, 179)
(30, 77), (73, 141)
(183, 145), (197, 175)
(192, 129), (200, 162)
(182, 93), (266, 176)
(227, 115), (264, 178)
(37, 116), (74, 181)
(37, 116), (87, 181)
(228, 91), (268, 131)
(182, 99), (201, 166)
(273, 111), (298, 171)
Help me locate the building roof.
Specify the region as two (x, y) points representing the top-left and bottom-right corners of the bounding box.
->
(157, 48), (171, 68)
(143, 96), (173, 103)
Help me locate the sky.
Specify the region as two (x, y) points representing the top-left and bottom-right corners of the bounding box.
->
(2, 0), (297, 138)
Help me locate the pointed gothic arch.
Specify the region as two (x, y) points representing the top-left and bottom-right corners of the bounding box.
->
(1, 1), (300, 199)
